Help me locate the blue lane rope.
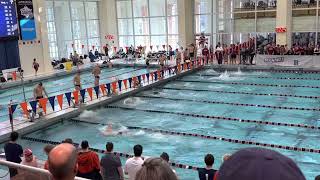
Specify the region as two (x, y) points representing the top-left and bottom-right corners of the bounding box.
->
(135, 95), (320, 111)
(21, 136), (200, 171)
(177, 80), (320, 89)
(161, 87), (320, 99)
(104, 105), (320, 130)
(68, 119), (320, 154)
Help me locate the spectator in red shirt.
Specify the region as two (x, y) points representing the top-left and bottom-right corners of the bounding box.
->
(77, 140), (101, 179)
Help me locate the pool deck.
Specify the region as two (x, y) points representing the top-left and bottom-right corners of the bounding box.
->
(0, 64), (201, 143)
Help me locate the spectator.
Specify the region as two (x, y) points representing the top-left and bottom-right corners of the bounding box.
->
(160, 152), (177, 175)
(217, 147), (305, 180)
(77, 140), (101, 179)
(48, 143), (78, 180)
(19, 149), (39, 180)
(62, 138), (73, 144)
(125, 144), (144, 180)
(198, 154), (217, 180)
(89, 50), (96, 62)
(135, 158), (178, 180)
(222, 154), (231, 161)
(4, 131), (23, 177)
(100, 142), (124, 180)
(315, 175), (320, 180)
(43, 144), (55, 170)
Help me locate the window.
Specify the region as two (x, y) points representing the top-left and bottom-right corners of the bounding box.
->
(45, 0), (101, 59)
(116, 0), (178, 49)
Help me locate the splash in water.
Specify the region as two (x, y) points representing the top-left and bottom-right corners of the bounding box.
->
(79, 110), (97, 119)
(218, 70), (231, 80)
(100, 123), (129, 136)
(205, 69), (217, 74)
(233, 67), (243, 75)
(123, 97), (144, 106)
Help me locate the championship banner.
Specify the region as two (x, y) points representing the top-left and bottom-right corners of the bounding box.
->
(255, 55), (320, 68)
(16, 0), (36, 40)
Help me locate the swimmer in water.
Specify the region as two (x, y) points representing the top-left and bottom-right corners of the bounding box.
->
(101, 123), (128, 136)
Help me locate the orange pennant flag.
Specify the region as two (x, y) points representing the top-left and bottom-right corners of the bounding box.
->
(87, 87), (93, 101)
(20, 102), (28, 116)
(123, 79), (128, 89)
(112, 82), (117, 93)
(177, 64), (181, 73)
(157, 70), (161, 79)
(39, 98), (48, 114)
(184, 63), (188, 71)
(73, 91), (79, 104)
(150, 73), (154, 81)
(100, 85), (106, 96)
(12, 72), (17, 81)
(132, 77), (138, 87)
(142, 74), (146, 82)
(57, 94), (63, 110)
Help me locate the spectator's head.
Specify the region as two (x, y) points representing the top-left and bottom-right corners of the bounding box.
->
(62, 138), (73, 144)
(10, 131), (19, 142)
(80, 140), (89, 150)
(39, 82), (43, 86)
(43, 144), (55, 156)
(315, 175), (320, 180)
(133, 144), (143, 157)
(106, 142), (113, 152)
(222, 154), (231, 162)
(48, 143), (78, 180)
(33, 58), (36, 62)
(135, 158), (178, 180)
(217, 147), (305, 180)
(24, 148), (34, 162)
(160, 152), (169, 162)
(204, 154), (214, 168)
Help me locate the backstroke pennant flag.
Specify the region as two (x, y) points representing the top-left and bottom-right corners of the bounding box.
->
(142, 74), (146, 82)
(48, 96), (55, 111)
(80, 89), (86, 103)
(154, 71), (158, 81)
(128, 78), (133, 88)
(94, 86), (100, 98)
(112, 82), (117, 93)
(106, 83), (111, 94)
(73, 91), (79, 104)
(39, 98), (48, 114)
(11, 104), (18, 114)
(65, 92), (72, 106)
(29, 100), (37, 113)
(123, 79), (128, 89)
(137, 75), (142, 84)
(57, 94), (63, 110)
(100, 85), (106, 96)
(146, 73), (150, 82)
(150, 72), (154, 81)
(118, 80), (122, 91)
(87, 87), (93, 100)
(20, 102), (29, 116)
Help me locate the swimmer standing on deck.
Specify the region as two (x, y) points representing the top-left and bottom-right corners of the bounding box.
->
(92, 64), (101, 87)
(33, 82), (48, 118)
(73, 71), (81, 91)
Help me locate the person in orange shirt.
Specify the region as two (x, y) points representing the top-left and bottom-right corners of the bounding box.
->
(77, 140), (102, 179)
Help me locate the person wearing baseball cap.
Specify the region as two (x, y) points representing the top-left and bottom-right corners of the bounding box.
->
(217, 147), (306, 180)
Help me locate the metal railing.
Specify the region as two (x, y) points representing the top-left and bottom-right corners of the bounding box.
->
(0, 159), (88, 180)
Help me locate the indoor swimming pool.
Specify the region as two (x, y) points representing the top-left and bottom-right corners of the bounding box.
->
(0, 67), (153, 122)
(5, 68), (320, 180)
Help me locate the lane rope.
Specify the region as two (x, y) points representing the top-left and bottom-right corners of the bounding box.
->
(135, 95), (320, 111)
(161, 87), (320, 99)
(21, 136), (200, 171)
(68, 119), (320, 154)
(104, 105), (320, 130)
(198, 74), (320, 81)
(178, 80), (320, 89)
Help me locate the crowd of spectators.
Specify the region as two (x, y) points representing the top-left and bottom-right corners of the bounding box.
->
(3, 131), (317, 180)
(257, 43), (320, 55)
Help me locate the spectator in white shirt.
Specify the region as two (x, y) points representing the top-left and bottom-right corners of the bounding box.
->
(124, 144), (144, 180)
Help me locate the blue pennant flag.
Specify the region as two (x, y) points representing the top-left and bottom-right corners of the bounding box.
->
(146, 73), (150, 82)
(94, 86), (100, 98)
(10, 104), (18, 114)
(29, 100), (38, 113)
(181, 64), (184, 70)
(106, 83), (111, 94)
(169, 68), (172, 75)
(137, 75), (142, 83)
(154, 72), (158, 81)
(80, 89), (86, 103)
(65, 92), (72, 106)
(48, 96), (55, 111)
(128, 78), (132, 88)
(118, 80), (122, 91)
(161, 70), (164, 77)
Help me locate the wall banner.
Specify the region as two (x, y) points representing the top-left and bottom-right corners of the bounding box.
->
(255, 55), (320, 68)
(16, 0), (36, 40)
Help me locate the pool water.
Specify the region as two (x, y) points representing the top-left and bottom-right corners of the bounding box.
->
(0, 67), (154, 122)
(5, 68), (320, 180)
